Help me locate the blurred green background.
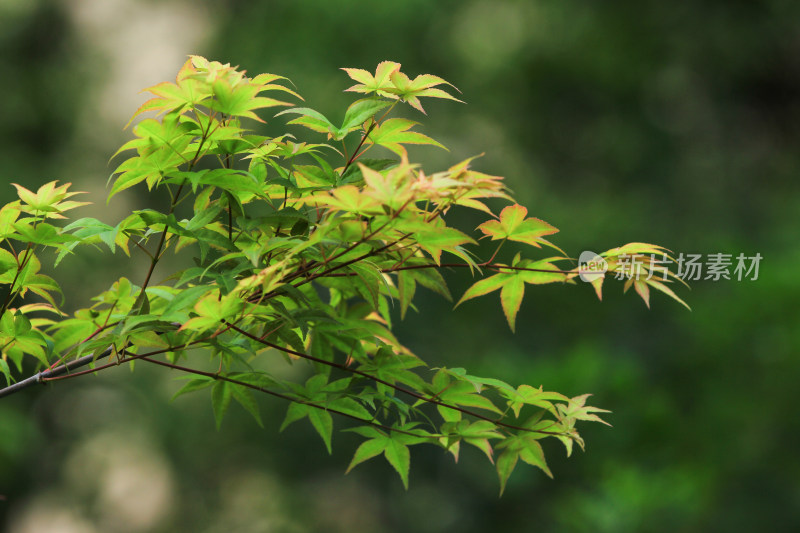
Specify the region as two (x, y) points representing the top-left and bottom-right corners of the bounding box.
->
(1, 0), (798, 531)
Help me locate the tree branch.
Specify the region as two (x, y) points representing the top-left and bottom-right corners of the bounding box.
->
(225, 321), (566, 437)
(139, 355), (434, 440)
(0, 348), (111, 398)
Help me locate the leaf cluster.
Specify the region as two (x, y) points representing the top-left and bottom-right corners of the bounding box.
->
(0, 57), (688, 492)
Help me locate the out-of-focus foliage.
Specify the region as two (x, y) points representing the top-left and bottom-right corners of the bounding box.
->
(1, 0), (798, 532)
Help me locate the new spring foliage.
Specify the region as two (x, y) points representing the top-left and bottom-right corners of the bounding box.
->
(0, 57), (688, 493)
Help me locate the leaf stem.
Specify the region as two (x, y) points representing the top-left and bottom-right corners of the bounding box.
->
(0, 243), (34, 317)
(340, 121), (377, 177)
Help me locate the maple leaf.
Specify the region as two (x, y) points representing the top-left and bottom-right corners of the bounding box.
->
(341, 61), (402, 99)
(388, 71), (464, 114)
(477, 204), (559, 248)
(366, 118), (446, 156)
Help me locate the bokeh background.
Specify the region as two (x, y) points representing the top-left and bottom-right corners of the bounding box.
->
(1, 0), (799, 531)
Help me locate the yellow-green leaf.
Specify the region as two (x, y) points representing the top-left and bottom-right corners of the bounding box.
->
(478, 204), (558, 247)
(500, 276), (524, 332)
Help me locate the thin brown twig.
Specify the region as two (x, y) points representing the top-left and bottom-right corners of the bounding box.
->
(340, 121), (377, 177)
(139, 355), (434, 440)
(321, 261), (573, 277)
(225, 321), (566, 437)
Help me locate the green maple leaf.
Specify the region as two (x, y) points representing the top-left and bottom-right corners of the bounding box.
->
(477, 204), (558, 248)
(341, 61), (402, 99)
(366, 118), (446, 156)
(388, 71), (463, 114)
